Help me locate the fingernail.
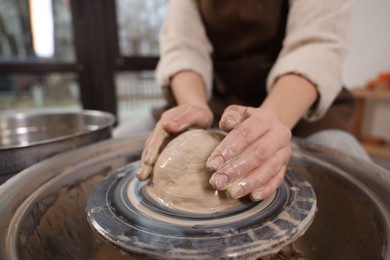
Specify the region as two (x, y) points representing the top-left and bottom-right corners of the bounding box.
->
(207, 155), (224, 170)
(221, 111), (240, 130)
(136, 165), (151, 180)
(210, 174), (228, 189)
(251, 191), (263, 201)
(177, 123), (189, 132)
(225, 117), (239, 129)
(228, 185), (245, 199)
(136, 168), (146, 180)
(164, 120), (188, 132)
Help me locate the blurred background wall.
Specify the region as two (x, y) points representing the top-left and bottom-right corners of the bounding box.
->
(343, 0), (390, 88)
(343, 0), (390, 168)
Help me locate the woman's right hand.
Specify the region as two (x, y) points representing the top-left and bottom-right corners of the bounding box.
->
(137, 104), (213, 180)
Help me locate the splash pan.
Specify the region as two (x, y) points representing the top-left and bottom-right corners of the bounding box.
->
(86, 161), (316, 259)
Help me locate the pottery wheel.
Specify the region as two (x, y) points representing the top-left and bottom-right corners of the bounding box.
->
(86, 161), (316, 259)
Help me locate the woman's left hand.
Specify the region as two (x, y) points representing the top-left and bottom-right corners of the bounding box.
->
(207, 105), (292, 201)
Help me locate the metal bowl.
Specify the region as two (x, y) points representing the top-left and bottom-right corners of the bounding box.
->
(0, 110), (115, 184)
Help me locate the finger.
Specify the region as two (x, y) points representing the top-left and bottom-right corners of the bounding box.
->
(215, 146), (289, 196)
(136, 124), (169, 180)
(250, 166), (286, 201)
(163, 105), (213, 133)
(137, 105), (212, 180)
(207, 107), (277, 171)
(209, 127), (291, 189)
(224, 150), (289, 199)
(219, 105), (248, 132)
(137, 161), (153, 181)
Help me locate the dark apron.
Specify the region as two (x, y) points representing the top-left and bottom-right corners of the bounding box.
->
(155, 0), (354, 138)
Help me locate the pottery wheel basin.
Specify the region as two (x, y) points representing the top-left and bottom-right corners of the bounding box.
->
(0, 135), (389, 259)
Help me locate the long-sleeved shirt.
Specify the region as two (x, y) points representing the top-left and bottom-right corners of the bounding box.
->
(156, 0), (352, 121)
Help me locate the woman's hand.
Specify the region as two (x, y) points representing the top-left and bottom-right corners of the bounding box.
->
(207, 105), (292, 201)
(137, 104), (213, 180)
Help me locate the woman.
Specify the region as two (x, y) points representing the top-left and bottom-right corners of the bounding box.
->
(136, 0), (355, 201)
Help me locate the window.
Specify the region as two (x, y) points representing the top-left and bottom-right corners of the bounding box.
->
(116, 0), (167, 57)
(0, 0), (168, 124)
(0, 72), (80, 110)
(0, 0), (78, 113)
(115, 0), (167, 121)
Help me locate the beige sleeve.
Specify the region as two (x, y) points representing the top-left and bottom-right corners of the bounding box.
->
(156, 0), (213, 102)
(266, 0), (352, 121)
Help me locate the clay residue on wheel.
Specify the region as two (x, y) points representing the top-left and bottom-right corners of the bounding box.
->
(145, 129), (244, 214)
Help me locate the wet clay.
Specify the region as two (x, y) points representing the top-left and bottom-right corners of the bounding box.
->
(145, 129), (244, 214)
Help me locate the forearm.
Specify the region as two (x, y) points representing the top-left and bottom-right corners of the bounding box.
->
(156, 0), (213, 105)
(261, 74), (318, 129)
(171, 71), (209, 109)
(266, 0), (351, 121)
